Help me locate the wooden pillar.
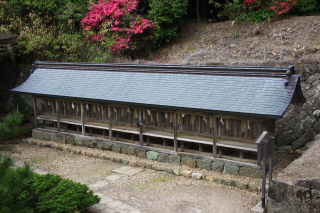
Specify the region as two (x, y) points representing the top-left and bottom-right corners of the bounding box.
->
(131, 133), (134, 141)
(181, 141), (184, 150)
(198, 116), (201, 134)
(109, 109), (113, 141)
(33, 97), (38, 128)
(147, 136), (150, 145)
(77, 126), (80, 132)
(199, 144), (203, 152)
(139, 109), (143, 146)
(218, 147), (223, 157)
(56, 100), (60, 132)
(89, 127), (92, 135)
(43, 120), (46, 129)
(163, 138), (167, 146)
(239, 150), (244, 159)
(213, 116), (217, 158)
(116, 132), (119, 141)
(174, 112), (178, 153)
(103, 129), (106, 137)
(81, 102), (85, 136)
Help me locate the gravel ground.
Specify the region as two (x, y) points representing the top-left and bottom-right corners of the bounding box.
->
(2, 139), (300, 213)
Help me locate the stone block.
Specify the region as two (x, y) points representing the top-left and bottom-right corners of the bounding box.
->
(122, 159), (129, 165)
(127, 146), (136, 156)
(292, 134), (309, 150)
(93, 153), (98, 158)
(235, 182), (248, 189)
(76, 150), (82, 155)
(66, 136), (75, 145)
(43, 132), (51, 141)
(211, 161), (224, 173)
(206, 176), (214, 182)
(277, 129), (296, 146)
(269, 179), (292, 203)
(214, 178), (222, 184)
(104, 156), (113, 161)
(223, 164), (239, 176)
(146, 163), (152, 169)
(89, 140), (97, 148)
(147, 151), (159, 160)
(311, 189), (320, 199)
(152, 165), (165, 171)
(294, 178), (320, 190)
(221, 179), (235, 187)
(180, 170), (192, 177)
(101, 142), (112, 151)
(239, 167), (262, 179)
(99, 154), (106, 159)
(278, 145), (293, 153)
(137, 162), (146, 168)
(86, 152), (93, 157)
(112, 144), (121, 153)
(168, 155), (181, 165)
(135, 148), (146, 159)
(54, 133), (66, 144)
(265, 198), (287, 213)
(121, 145), (128, 154)
(129, 160), (137, 166)
(83, 139), (90, 147)
(248, 184), (259, 192)
(165, 168), (173, 174)
(292, 185), (311, 202)
(173, 169), (179, 175)
(181, 157), (196, 168)
(192, 173), (202, 180)
(196, 159), (211, 170)
(114, 158), (122, 163)
(157, 153), (169, 163)
(26, 138), (33, 144)
(75, 138), (84, 146)
(32, 129), (43, 140)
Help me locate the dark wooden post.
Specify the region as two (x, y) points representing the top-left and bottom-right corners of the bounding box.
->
(261, 141), (267, 208)
(33, 97), (38, 128)
(109, 107), (113, 142)
(56, 100), (60, 132)
(213, 116), (217, 158)
(163, 138), (167, 146)
(268, 137), (275, 190)
(81, 102), (85, 136)
(103, 129), (106, 137)
(174, 112), (177, 153)
(139, 109), (143, 146)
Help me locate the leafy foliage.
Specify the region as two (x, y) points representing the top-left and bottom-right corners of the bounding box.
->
(0, 111), (26, 140)
(82, 0), (155, 53)
(11, 93), (30, 117)
(0, 154), (100, 213)
(291, 0), (318, 15)
(148, 0), (188, 46)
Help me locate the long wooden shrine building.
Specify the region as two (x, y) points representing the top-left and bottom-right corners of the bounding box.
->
(11, 61), (305, 168)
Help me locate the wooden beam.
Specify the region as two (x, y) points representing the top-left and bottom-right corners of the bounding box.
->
(33, 97), (38, 128)
(81, 102), (85, 136)
(213, 116), (217, 158)
(174, 112), (177, 153)
(56, 100), (60, 132)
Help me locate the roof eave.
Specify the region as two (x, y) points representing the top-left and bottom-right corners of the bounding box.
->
(10, 90), (281, 120)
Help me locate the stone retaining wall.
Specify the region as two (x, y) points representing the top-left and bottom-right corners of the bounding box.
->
(275, 64), (320, 152)
(267, 178), (320, 212)
(32, 129), (263, 179)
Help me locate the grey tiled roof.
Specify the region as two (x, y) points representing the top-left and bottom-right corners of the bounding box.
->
(11, 67), (302, 119)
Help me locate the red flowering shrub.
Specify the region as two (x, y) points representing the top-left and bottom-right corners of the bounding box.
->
(81, 0), (155, 52)
(243, 0), (296, 16)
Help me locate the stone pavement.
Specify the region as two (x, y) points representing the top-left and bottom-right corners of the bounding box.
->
(10, 159), (141, 213)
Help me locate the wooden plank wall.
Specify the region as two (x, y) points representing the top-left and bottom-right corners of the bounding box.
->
(38, 97), (272, 142)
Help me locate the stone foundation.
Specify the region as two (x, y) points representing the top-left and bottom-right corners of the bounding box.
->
(267, 178), (320, 213)
(32, 129), (262, 178)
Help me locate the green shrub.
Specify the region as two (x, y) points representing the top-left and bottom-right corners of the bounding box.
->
(0, 154), (100, 213)
(0, 111), (27, 140)
(148, 0), (188, 47)
(291, 0), (318, 15)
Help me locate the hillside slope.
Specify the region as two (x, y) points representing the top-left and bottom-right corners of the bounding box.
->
(148, 16), (320, 66)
